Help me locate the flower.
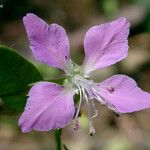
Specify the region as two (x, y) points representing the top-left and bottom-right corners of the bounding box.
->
(19, 13), (150, 135)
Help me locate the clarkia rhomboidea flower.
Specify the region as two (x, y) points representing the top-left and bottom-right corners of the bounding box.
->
(19, 13), (150, 135)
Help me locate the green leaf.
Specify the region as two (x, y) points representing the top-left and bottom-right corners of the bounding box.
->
(50, 78), (66, 85)
(1, 87), (29, 113)
(0, 78), (67, 114)
(0, 45), (43, 96)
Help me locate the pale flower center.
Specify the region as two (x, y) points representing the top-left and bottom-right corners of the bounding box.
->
(64, 61), (106, 135)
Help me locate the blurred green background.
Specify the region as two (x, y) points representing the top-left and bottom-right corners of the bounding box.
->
(0, 0), (150, 150)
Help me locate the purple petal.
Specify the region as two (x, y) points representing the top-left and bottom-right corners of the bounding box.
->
(23, 13), (70, 70)
(96, 75), (150, 113)
(19, 82), (75, 132)
(83, 17), (130, 74)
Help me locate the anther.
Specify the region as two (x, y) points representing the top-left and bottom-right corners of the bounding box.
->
(89, 126), (96, 136)
(114, 112), (121, 117)
(74, 120), (79, 130)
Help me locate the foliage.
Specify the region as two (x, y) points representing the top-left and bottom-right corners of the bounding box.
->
(0, 45), (43, 112)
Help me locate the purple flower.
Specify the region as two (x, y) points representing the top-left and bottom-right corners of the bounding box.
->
(19, 13), (150, 135)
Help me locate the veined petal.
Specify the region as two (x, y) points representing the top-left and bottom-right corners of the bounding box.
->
(19, 82), (75, 132)
(23, 13), (70, 70)
(96, 75), (150, 113)
(83, 17), (130, 75)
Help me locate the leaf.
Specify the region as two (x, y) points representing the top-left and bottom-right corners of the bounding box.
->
(0, 78), (67, 114)
(0, 45), (43, 96)
(1, 87), (29, 113)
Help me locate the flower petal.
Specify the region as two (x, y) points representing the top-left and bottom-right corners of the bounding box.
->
(19, 82), (75, 132)
(96, 75), (150, 113)
(23, 13), (70, 70)
(83, 17), (130, 75)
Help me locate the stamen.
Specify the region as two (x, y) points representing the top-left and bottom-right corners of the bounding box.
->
(91, 100), (98, 118)
(74, 84), (82, 130)
(92, 87), (106, 105)
(89, 126), (96, 136)
(107, 102), (120, 116)
(82, 89), (96, 136)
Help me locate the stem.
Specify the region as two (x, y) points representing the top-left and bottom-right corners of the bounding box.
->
(55, 129), (62, 150)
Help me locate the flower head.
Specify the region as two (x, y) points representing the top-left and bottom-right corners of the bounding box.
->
(19, 13), (150, 135)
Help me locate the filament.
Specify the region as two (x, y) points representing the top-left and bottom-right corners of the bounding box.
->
(91, 100), (98, 118)
(92, 87), (106, 105)
(74, 84), (82, 130)
(82, 89), (95, 136)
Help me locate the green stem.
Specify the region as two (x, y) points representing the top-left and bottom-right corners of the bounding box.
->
(55, 129), (62, 150)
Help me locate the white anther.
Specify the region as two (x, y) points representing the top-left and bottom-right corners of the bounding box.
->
(89, 126), (96, 136)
